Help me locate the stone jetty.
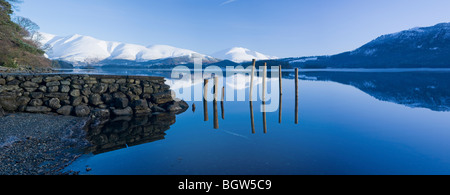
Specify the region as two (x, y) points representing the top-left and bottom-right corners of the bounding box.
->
(0, 74), (188, 118)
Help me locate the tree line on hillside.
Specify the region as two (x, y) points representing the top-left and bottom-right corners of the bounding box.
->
(0, 0), (51, 68)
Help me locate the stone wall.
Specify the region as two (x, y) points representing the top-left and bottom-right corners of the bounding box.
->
(0, 74), (188, 118)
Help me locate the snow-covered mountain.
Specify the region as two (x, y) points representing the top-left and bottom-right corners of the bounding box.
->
(288, 22), (450, 68)
(211, 47), (277, 63)
(40, 33), (217, 66)
(350, 22), (450, 56)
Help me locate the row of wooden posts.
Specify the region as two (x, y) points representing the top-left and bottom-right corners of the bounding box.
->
(200, 59), (299, 133)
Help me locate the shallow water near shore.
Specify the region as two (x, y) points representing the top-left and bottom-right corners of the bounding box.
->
(65, 68), (450, 175)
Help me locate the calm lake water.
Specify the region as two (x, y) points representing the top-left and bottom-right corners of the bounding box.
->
(65, 68), (450, 175)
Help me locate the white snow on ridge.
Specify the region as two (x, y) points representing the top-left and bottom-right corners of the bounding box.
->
(289, 57), (318, 64)
(211, 47), (278, 63)
(39, 33), (210, 65)
(141, 45), (201, 61)
(39, 33), (278, 65)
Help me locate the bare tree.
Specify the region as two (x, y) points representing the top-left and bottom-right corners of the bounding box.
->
(33, 32), (53, 51)
(13, 16), (39, 38)
(12, 15), (48, 51)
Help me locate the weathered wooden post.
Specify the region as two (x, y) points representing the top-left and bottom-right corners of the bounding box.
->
(203, 79), (209, 122)
(214, 76), (219, 101)
(263, 63), (267, 134)
(279, 65), (282, 95)
(249, 59), (256, 101)
(295, 68), (299, 124)
(262, 63), (267, 105)
(204, 79), (209, 101)
(279, 65), (283, 124)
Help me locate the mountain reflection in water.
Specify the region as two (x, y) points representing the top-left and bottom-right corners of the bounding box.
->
(297, 71), (450, 112)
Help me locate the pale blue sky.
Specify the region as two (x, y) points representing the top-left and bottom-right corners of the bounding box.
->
(17, 0), (450, 58)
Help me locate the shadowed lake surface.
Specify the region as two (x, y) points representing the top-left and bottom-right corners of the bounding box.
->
(65, 68), (450, 175)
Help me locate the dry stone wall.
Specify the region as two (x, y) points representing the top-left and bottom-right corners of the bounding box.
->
(0, 74), (188, 118)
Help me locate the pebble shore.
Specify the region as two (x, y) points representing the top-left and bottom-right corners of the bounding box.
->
(0, 113), (90, 175)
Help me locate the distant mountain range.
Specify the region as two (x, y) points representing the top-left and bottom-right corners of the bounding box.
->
(285, 22), (450, 68)
(41, 22), (450, 69)
(40, 33), (275, 67)
(40, 33), (218, 66)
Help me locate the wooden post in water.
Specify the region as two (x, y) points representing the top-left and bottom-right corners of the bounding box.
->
(203, 79), (209, 122)
(214, 76), (219, 101)
(279, 65), (283, 124)
(213, 77), (219, 129)
(204, 79), (209, 101)
(279, 65), (283, 95)
(249, 59), (256, 101)
(262, 63), (267, 105)
(262, 63), (267, 134)
(295, 68), (299, 124)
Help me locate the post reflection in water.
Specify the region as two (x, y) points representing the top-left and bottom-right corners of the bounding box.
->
(221, 87), (225, 120)
(262, 101), (267, 134)
(213, 99), (219, 129)
(213, 77), (220, 129)
(279, 94), (282, 124)
(250, 101), (255, 134)
(295, 68), (299, 124)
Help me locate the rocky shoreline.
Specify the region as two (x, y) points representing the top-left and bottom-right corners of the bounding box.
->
(0, 113), (91, 175)
(0, 66), (55, 74)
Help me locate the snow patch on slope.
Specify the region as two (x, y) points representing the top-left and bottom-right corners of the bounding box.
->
(211, 47), (277, 63)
